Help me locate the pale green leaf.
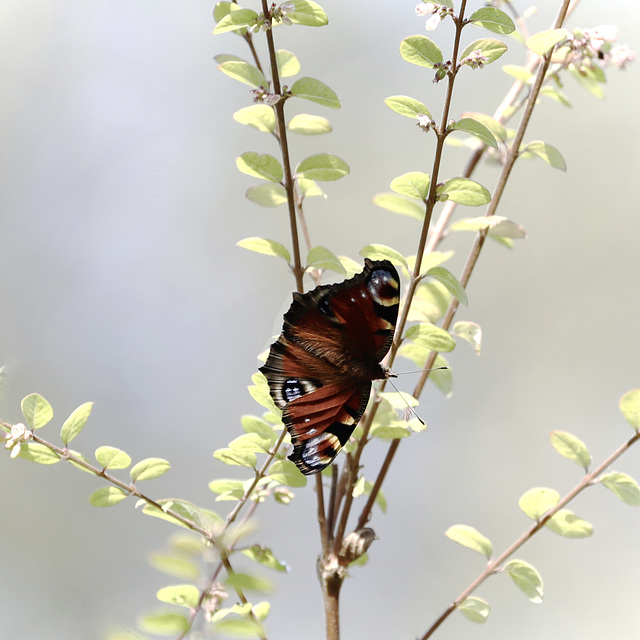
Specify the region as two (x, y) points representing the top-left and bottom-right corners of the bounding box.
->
(217, 61), (266, 88)
(252, 601), (271, 621)
(400, 35), (443, 68)
(233, 105), (275, 133)
(452, 321), (482, 354)
(214, 618), (264, 638)
(148, 553), (200, 580)
(246, 183), (287, 207)
(525, 28), (570, 55)
(248, 373), (280, 413)
(600, 471), (640, 506)
(156, 584), (200, 609)
(236, 152), (283, 183)
(545, 509), (593, 538)
(461, 111), (507, 143)
(369, 425), (411, 440)
(378, 391), (418, 409)
(95, 446), (131, 470)
(307, 246), (346, 274)
(214, 53), (246, 64)
(288, 114), (332, 135)
(269, 460), (307, 487)
(298, 178), (324, 198)
(295, 153), (349, 181)
(519, 487), (559, 520)
(242, 545), (288, 572)
(459, 597), (491, 623)
(390, 171), (430, 201)
(130, 457), (171, 482)
(540, 85), (572, 107)
(290, 77), (340, 109)
(284, 0), (328, 27)
(373, 193), (425, 220)
(67, 449), (94, 474)
(228, 433), (271, 453)
(521, 141), (566, 171)
(504, 559), (544, 603)
(226, 572), (274, 594)
(384, 95), (432, 120)
(451, 118), (497, 148)
(445, 524), (493, 558)
(405, 323), (456, 352)
(89, 486), (128, 507)
(468, 7), (515, 34)
(241, 415), (276, 440)
(21, 393), (53, 430)
(276, 49), (300, 77)
(60, 401), (93, 445)
(237, 237), (291, 262)
(213, 448), (257, 469)
(18, 443), (60, 465)
(620, 389), (640, 430)
(139, 611), (188, 635)
(438, 178), (491, 206)
(208, 478), (245, 499)
(360, 244), (408, 268)
(503, 64), (533, 82)
(450, 215), (526, 239)
(550, 431), (591, 469)
(460, 38), (508, 65)
(213, 8), (258, 34)
(426, 266), (468, 306)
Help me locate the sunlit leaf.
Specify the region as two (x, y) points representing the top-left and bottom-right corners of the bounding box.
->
(620, 389), (640, 430)
(390, 172), (430, 201)
(360, 244), (408, 268)
(18, 443), (60, 465)
(89, 486), (128, 507)
(233, 105), (275, 133)
(459, 596), (491, 623)
(236, 152), (283, 183)
(373, 193), (424, 220)
(525, 28), (570, 55)
(385, 95), (432, 120)
(237, 237), (291, 262)
(550, 431), (591, 469)
(60, 402), (93, 445)
(288, 114), (332, 135)
(269, 460), (307, 487)
(468, 7), (515, 34)
(504, 559), (544, 603)
(426, 267), (468, 306)
(290, 77), (340, 109)
(400, 35), (443, 68)
(600, 471), (640, 506)
(21, 393), (53, 430)
(95, 446), (131, 470)
(156, 584), (200, 609)
(130, 458), (171, 482)
(545, 509), (593, 538)
(295, 153), (349, 181)
(519, 487), (559, 521)
(445, 524), (493, 558)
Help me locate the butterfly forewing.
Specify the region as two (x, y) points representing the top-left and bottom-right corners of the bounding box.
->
(260, 259), (400, 475)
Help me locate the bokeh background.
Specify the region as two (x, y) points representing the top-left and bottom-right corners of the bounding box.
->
(1, 1), (639, 639)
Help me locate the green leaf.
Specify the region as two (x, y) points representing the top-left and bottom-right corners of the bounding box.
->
(269, 459), (307, 487)
(95, 446), (132, 470)
(468, 8), (515, 34)
(400, 35), (443, 68)
(214, 53), (246, 64)
(89, 486), (128, 507)
(67, 449), (95, 474)
(241, 415), (276, 440)
(226, 572), (274, 594)
(540, 85), (572, 107)
(295, 153), (349, 181)
(60, 401), (93, 445)
(438, 178), (490, 206)
(390, 172), (430, 201)
(520, 141), (566, 171)
(545, 509), (594, 538)
(307, 246), (346, 274)
(156, 584), (200, 609)
(248, 373), (280, 413)
(451, 118), (497, 148)
(21, 393), (53, 430)
(288, 114), (332, 135)
(384, 95), (432, 120)
(378, 391), (418, 409)
(236, 152), (283, 183)
(450, 215), (526, 239)
(18, 443), (60, 465)
(228, 433), (271, 454)
(619, 389), (640, 430)
(139, 611), (188, 635)
(405, 323), (456, 352)
(550, 431), (591, 469)
(445, 524), (493, 559)
(208, 478), (245, 499)
(298, 178), (324, 198)
(276, 49), (300, 77)
(525, 28), (570, 55)
(426, 267), (468, 306)
(130, 457), (171, 482)
(217, 61), (266, 88)
(290, 77), (340, 109)
(246, 183), (287, 208)
(369, 425), (411, 440)
(504, 559), (544, 603)
(519, 487), (559, 521)
(252, 601), (271, 622)
(237, 237), (291, 262)
(360, 244), (408, 268)
(242, 545), (288, 572)
(503, 64), (533, 82)
(148, 553), (200, 580)
(373, 193), (424, 220)
(214, 618), (265, 638)
(213, 448), (257, 469)
(600, 471), (640, 506)
(460, 39), (508, 65)
(233, 105), (275, 133)
(459, 597), (490, 623)
(452, 321), (482, 355)
(213, 8), (258, 34)
(284, 0), (328, 27)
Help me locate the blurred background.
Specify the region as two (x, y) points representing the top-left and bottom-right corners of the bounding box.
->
(1, 1), (639, 639)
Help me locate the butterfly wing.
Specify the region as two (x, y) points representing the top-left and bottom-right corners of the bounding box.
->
(260, 259), (400, 475)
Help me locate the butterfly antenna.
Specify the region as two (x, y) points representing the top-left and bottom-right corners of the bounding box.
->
(386, 378), (425, 426)
(396, 366), (449, 376)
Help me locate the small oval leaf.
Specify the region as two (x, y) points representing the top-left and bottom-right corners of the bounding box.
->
(246, 183), (287, 208)
(236, 237), (291, 262)
(156, 584), (200, 609)
(519, 487), (559, 521)
(521, 141), (566, 171)
(619, 389), (640, 430)
(360, 244), (408, 268)
(390, 172), (430, 201)
(288, 113), (332, 135)
(236, 152), (283, 182)
(426, 267), (468, 306)
(217, 60), (266, 88)
(89, 486), (129, 507)
(400, 35), (443, 68)
(438, 178), (491, 206)
(468, 7), (515, 35)
(290, 77), (340, 109)
(504, 559), (544, 603)
(385, 95), (432, 120)
(21, 393), (53, 430)
(451, 118), (497, 148)
(445, 524), (493, 558)
(545, 509), (594, 538)
(550, 431), (591, 469)
(95, 446), (132, 470)
(130, 457), (171, 482)
(60, 402), (94, 445)
(233, 105), (275, 133)
(269, 460), (307, 487)
(600, 471), (640, 506)
(18, 443), (60, 465)
(295, 153), (349, 181)
(405, 323), (456, 352)
(307, 246), (347, 274)
(459, 596), (491, 623)
(213, 448), (257, 469)
(525, 28), (570, 56)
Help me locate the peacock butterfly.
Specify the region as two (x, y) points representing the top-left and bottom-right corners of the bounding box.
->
(260, 259), (400, 475)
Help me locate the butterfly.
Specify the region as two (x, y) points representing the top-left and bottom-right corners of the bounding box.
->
(260, 259), (400, 475)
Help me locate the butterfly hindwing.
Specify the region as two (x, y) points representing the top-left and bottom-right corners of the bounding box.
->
(260, 259), (400, 475)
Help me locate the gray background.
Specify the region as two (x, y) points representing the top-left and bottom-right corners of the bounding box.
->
(1, 1), (639, 639)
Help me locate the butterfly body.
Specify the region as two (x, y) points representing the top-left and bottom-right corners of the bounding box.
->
(260, 259), (400, 475)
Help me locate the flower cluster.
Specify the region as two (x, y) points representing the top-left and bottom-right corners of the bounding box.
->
(250, 2), (295, 32)
(4, 422), (31, 459)
(460, 50), (490, 70)
(250, 86), (282, 106)
(567, 25), (635, 71)
(415, 2), (454, 32)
